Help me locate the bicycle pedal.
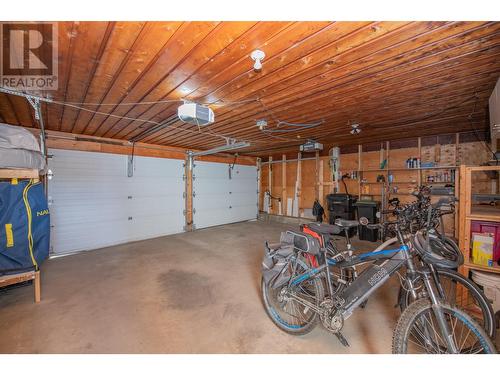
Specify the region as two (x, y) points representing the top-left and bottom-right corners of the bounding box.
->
(335, 332), (350, 347)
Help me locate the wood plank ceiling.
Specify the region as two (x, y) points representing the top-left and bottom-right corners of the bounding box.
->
(0, 21), (499, 156)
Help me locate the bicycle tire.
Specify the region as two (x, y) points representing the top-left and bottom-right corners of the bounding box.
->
(393, 299), (496, 354)
(261, 256), (324, 335)
(398, 268), (496, 338)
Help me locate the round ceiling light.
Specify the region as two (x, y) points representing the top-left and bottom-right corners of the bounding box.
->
(250, 50), (265, 71)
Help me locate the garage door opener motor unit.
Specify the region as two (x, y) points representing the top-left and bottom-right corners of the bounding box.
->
(177, 102), (215, 126)
(299, 140), (323, 152)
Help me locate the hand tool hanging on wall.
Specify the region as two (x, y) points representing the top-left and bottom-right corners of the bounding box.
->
(329, 147), (340, 193)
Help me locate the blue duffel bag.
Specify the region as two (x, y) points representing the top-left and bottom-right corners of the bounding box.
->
(0, 179), (50, 275)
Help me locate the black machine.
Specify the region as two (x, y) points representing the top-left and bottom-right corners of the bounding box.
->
(326, 194), (357, 237)
(354, 200), (380, 242)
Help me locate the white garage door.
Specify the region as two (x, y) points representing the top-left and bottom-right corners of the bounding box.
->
(192, 161), (257, 229)
(48, 149), (185, 255)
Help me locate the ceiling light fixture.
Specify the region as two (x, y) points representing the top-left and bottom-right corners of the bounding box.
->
(256, 119), (267, 130)
(250, 50), (265, 71)
(350, 123), (361, 135)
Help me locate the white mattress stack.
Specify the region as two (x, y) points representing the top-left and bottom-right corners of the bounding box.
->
(0, 123), (46, 172)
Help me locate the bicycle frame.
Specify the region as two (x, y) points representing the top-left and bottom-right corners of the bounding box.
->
(285, 228), (460, 353)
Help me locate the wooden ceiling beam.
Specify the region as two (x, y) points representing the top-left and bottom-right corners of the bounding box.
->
(195, 26), (500, 134)
(69, 21), (147, 134)
(150, 25), (499, 144)
(98, 22), (260, 139)
(152, 53), (499, 145)
(105, 22), (332, 140)
(83, 22), (216, 136)
(58, 22), (114, 133)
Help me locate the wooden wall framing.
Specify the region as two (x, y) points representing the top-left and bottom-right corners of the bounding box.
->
(259, 131), (493, 234)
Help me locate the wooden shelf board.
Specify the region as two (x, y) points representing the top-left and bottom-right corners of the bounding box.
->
(358, 166), (457, 172)
(463, 262), (500, 274)
(467, 206), (500, 222)
(0, 169), (39, 179)
(466, 215), (500, 222)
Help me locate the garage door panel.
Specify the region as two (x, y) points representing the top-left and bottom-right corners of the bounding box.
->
(53, 220), (132, 254)
(48, 149), (185, 254)
(51, 203), (129, 226)
(229, 192), (258, 206)
(193, 161), (257, 229)
(129, 196), (184, 216)
(193, 193), (230, 211)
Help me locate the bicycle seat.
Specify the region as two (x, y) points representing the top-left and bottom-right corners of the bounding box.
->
(304, 222), (342, 235)
(334, 218), (359, 228)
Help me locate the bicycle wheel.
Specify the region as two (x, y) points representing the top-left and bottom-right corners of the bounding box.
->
(261, 256), (324, 335)
(393, 299), (497, 354)
(399, 268), (495, 338)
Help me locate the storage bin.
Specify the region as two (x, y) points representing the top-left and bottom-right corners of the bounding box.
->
(471, 270), (500, 314)
(471, 220), (500, 263)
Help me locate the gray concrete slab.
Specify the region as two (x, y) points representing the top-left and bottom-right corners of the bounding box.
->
(0, 220), (493, 353)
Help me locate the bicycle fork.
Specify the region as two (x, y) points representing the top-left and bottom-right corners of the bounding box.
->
(421, 272), (459, 353)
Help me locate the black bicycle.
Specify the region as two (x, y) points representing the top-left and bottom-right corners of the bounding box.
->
(261, 218), (496, 353)
(380, 193), (496, 339)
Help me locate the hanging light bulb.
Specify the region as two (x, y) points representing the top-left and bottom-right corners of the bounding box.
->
(250, 50), (265, 71)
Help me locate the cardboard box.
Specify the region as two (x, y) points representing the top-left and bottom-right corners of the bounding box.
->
(472, 232), (494, 267)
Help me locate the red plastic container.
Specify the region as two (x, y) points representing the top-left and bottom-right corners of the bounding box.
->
(470, 221), (500, 263)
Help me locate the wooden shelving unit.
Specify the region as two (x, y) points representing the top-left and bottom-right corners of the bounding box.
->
(458, 165), (500, 277)
(0, 168), (39, 179)
(339, 137), (459, 235)
(0, 168), (42, 303)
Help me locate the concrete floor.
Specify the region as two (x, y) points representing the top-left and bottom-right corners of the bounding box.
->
(0, 220), (479, 353)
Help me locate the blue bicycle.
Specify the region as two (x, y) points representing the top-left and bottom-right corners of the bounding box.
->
(261, 216), (496, 353)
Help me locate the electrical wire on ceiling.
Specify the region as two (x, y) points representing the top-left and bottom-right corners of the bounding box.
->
(254, 97), (325, 142)
(263, 120), (324, 132)
(0, 86), (318, 147)
(311, 93), (488, 143)
(0, 87), (256, 145)
(57, 97), (261, 107)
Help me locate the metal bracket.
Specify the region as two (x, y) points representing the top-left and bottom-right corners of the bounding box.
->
(127, 155), (134, 177)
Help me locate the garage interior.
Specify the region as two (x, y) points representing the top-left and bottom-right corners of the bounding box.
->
(0, 20), (500, 354)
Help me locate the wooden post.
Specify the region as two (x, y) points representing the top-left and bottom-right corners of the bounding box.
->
(268, 156), (273, 213)
(297, 152), (302, 216)
(257, 158), (262, 212)
(417, 137), (422, 186)
(34, 270), (41, 303)
(282, 154), (287, 216)
(315, 151), (320, 201)
(358, 144), (362, 199)
(319, 159), (324, 208)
